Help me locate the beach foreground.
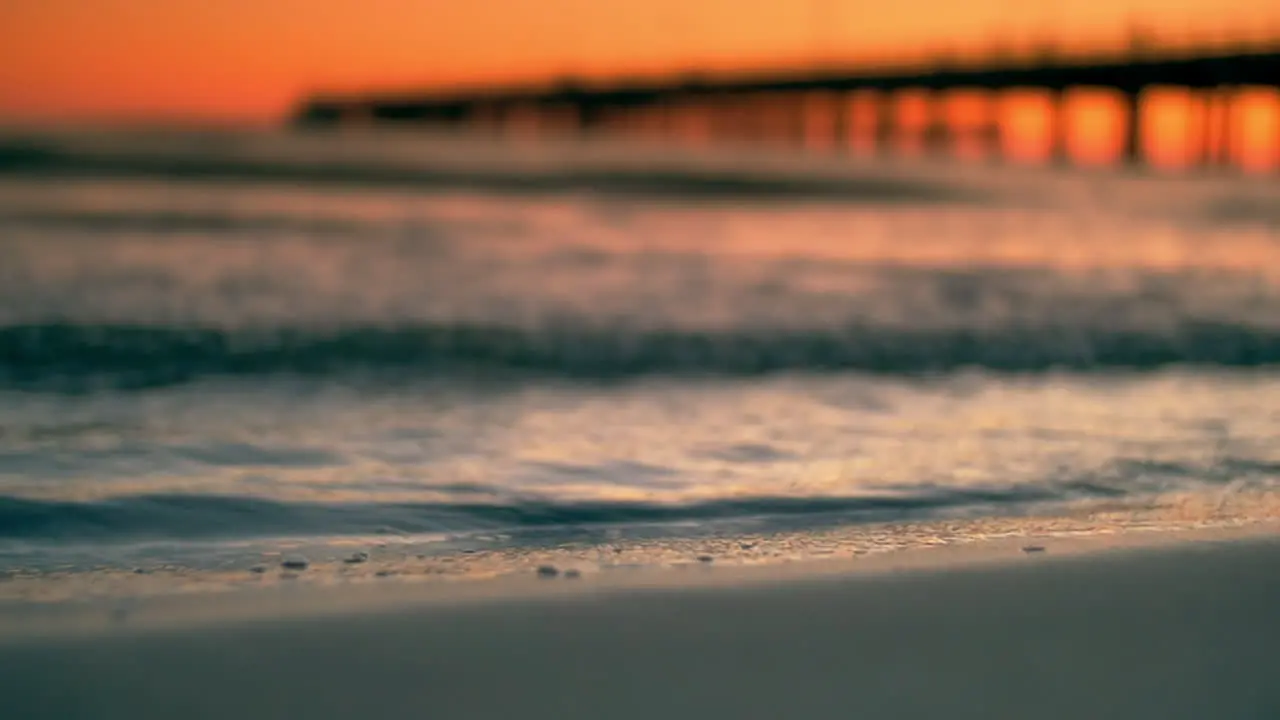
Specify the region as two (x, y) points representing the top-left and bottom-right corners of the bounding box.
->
(2, 534), (1279, 719)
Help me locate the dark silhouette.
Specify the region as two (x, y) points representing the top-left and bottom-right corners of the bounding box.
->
(294, 44), (1280, 169)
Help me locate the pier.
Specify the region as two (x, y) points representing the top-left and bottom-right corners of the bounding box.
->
(295, 44), (1280, 169)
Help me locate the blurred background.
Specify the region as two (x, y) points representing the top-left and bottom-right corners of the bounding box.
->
(3, 0), (1280, 169)
(2, 1), (1280, 582)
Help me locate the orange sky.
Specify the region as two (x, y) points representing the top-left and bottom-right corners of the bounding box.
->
(2, 0), (1279, 123)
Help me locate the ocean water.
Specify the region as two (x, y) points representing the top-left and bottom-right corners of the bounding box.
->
(2, 129), (1280, 593)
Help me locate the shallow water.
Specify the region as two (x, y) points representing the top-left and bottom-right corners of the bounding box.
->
(2, 129), (1279, 591)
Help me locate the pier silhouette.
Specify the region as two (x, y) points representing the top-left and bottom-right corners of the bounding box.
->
(294, 37), (1280, 169)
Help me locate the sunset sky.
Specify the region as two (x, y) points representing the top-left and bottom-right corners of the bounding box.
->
(2, 0), (1278, 123)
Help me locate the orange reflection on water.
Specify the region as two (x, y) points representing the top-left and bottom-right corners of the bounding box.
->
(1236, 88), (1280, 172)
(1000, 90), (1056, 163)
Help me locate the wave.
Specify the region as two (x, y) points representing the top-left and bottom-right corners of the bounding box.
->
(0, 137), (977, 203)
(0, 482), (1115, 541)
(2, 321), (1279, 390)
(0, 208), (373, 236)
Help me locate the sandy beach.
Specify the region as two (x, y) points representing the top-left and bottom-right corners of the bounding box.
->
(3, 530), (1278, 720)
(5, 128), (1280, 720)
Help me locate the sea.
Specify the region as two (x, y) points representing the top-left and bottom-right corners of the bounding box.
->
(2, 127), (1279, 598)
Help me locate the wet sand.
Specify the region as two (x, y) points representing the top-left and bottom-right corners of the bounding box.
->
(2, 532), (1279, 719)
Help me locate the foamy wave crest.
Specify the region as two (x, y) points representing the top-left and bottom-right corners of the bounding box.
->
(0, 482), (1113, 542)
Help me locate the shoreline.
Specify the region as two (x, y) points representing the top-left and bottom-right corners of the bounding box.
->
(2, 516), (1277, 639)
(2, 523), (1278, 719)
